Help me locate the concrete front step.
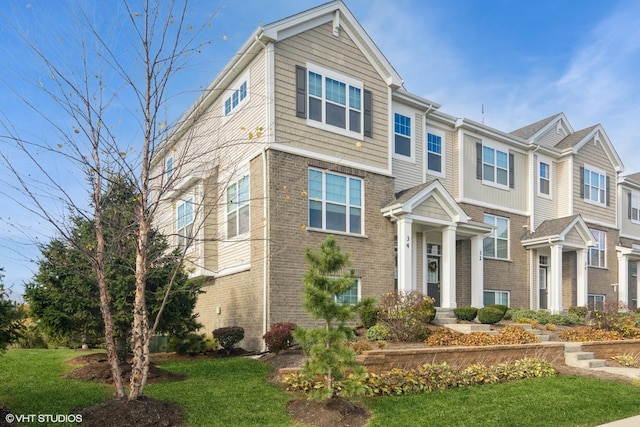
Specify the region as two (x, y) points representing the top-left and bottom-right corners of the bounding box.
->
(443, 323), (492, 333)
(564, 344), (607, 368)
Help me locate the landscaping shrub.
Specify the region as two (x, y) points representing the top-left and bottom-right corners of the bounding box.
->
(486, 304), (508, 316)
(453, 306), (478, 321)
(559, 326), (624, 342)
(346, 339), (372, 354)
(477, 306), (504, 324)
(545, 323), (558, 331)
(168, 333), (214, 355)
(263, 322), (296, 354)
(366, 323), (391, 341)
(569, 306), (587, 318)
(514, 317), (540, 329)
(213, 326), (245, 354)
(611, 315), (640, 339)
(378, 291), (435, 341)
(285, 358), (557, 397)
(505, 308), (536, 322)
(357, 299), (380, 329)
(611, 354), (640, 367)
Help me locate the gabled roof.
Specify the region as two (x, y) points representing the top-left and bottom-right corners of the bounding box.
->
(555, 125), (624, 172)
(521, 215), (596, 248)
(510, 113), (564, 140)
(382, 179), (468, 224)
(554, 125), (598, 150)
(261, 0), (403, 88)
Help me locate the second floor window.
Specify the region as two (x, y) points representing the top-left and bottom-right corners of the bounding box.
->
(539, 162), (550, 195)
(589, 229), (606, 268)
(227, 175), (250, 238)
(394, 113), (411, 157)
(427, 132), (442, 173)
(582, 166), (607, 205)
(308, 168), (362, 234)
(224, 80), (248, 116)
(483, 146), (509, 186)
(166, 156), (173, 178)
(177, 198), (194, 250)
(484, 214), (509, 259)
(308, 69), (362, 134)
(629, 191), (640, 222)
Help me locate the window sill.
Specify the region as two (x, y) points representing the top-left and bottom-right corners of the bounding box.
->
(483, 256), (512, 263)
(588, 265), (608, 270)
(582, 198), (607, 208)
(481, 180), (510, 191)
(306, 227), (368, 239)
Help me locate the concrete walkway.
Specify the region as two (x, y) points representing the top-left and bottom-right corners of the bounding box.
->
(597, 414), (640, 426)
(588, 365), (640, 426)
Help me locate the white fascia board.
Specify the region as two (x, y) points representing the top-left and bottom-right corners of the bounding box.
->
(455, 118), (529, 150)
(392, 89), (441, 111)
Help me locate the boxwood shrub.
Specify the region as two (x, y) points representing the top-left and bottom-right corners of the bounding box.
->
(477, 306), (504, 324)
(453, 306), (478, 321)
(213, 326), (245, 354)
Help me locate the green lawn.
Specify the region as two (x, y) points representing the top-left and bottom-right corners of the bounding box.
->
(2, 349), (640, 427)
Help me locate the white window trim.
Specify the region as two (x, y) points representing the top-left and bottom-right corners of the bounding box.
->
(226, 173), (250, 240)
(484, 290), (510, 306)
(334, 278), (361, 305)
(306, 62), (364, 141)
(630, 190), (640, 224)
(308, 168), (364, 236)
(481, 140), (510, 190)
(583, 163), (607, 206)
(537, 157), (552, 199)
(392, 104), (415, 162)
(425, 127), (445, 178)
(176, 196), (195, 253)
(223, 71), (250, 118)
(483, 214), (509, 260)
(587, 294), (605, 310)
(588, 229), (606, 268)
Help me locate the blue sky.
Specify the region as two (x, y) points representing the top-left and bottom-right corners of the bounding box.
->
(1, 0), (639, 296)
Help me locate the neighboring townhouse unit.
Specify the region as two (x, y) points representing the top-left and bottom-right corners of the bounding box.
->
(153, 1), (637, 350)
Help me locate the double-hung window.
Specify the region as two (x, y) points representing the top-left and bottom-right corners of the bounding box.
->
(588, 294), (605, 311)
(630, 191), (640, 222)
(539, 162), (550, 196)
(305, 64), (363, 137)
(394, 113), (411, 157)
(589, 229), (606, 267)
(427, 132), (442, 173)
(308, 168), (362, 234)
(177, 198), (194, 250)
(484, 290), (509, 306)
(582, 166), (607, 205)
(483, 214), (509, 259)
(166, 156), (173, 178)
(335, 278), (361, 305)
(227, 175), (250, 238)
(483, 146), (509, 186)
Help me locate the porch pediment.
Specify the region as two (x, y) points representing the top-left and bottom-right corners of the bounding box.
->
(382, 180), (468, 224)
(521, 215), (596, 249)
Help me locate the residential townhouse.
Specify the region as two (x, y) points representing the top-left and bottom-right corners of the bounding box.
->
(154, 1), (636, 350)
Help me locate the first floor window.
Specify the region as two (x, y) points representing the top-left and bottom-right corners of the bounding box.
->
(589, 229), (606, 267)
(587, 294), (605, 311)
(177, 198), (194, 250)
(308, 168), (362, 234)
(335, 278), (360, 305)
(484, 290), (509, 306)
(227, 175), (250, 238)
(483, 214), (509, 259)
(427, 132), (442, 172)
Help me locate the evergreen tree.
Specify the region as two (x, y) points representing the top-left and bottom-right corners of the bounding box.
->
(293, 236), (367, 400)
(0, 269), (25, 353)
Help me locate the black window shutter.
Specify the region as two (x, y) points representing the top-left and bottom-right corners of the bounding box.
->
(295, 65), (306, 118)
(629, 191), (633, 219)
(509, 153), (515, 189)
(606, 175), (611, 206)
(579, 166), (584, 199)
(363, 89), (372, 137)
(476, 142), (482, 180)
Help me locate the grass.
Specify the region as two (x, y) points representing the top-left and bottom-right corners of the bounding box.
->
(2, 349), (640, 426)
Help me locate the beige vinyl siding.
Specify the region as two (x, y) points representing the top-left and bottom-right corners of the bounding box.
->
(451, 130), (460, 199)
(462, 134), (527, 211)
(274, 22), (388, 170)
(556, 159), (572, 218)
(438, 128), (456, 195)
(536, 125), (567, 147)
(620, 187), (640, 237)
(573, 133), (616, 225)
(413, 197), (452, 222)
(565, 228), (585, 246)
(393, 109), (423, 192)
(533, 154), (557, 229)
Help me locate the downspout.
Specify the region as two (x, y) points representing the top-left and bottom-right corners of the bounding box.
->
(423, 105), (434, 183)
(256, 33), (272, 352)
(530, 144), (540, 232)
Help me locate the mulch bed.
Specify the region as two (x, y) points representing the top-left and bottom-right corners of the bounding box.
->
(78, 396), (185, 427)
(65, 353), (186, 384)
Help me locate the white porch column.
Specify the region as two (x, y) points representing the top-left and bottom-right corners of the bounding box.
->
(470, 234), (484, 308)
(576, 249), (589, 308)
(618, 253), (629, 308)
(441, 225), (457, 308)
(397, 217), (413, 292)
(549, 244), (564, 313)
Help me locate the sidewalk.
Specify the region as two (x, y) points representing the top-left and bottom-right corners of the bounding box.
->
(597, 415), (640, 427)
(593, 365), (640, 426)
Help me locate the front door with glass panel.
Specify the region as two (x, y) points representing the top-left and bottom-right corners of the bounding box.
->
(539, 256), (548, 310)
(425, 244), (441, 306)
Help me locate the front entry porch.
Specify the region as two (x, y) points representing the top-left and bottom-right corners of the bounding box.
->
(382, 180), (493, 308)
